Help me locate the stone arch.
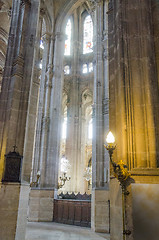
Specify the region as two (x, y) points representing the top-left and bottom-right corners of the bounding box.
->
(55, 0), (92, 33)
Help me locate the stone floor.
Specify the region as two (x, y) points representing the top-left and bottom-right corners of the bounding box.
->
(26, 222), (110, 240)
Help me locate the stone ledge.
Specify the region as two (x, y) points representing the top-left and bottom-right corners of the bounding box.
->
(131, 168), (159, 176)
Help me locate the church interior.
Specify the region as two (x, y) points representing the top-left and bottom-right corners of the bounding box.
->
(0, 0), (159, 239)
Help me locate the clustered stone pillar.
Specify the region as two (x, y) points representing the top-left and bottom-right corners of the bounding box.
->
(28, 28), (56, 222)
(46, 32), (65, 189)
(64, 10), (82, 192)
(91, 0), (110, 233)
(28, 31), (65, 222)
(0, 0), (41, 239)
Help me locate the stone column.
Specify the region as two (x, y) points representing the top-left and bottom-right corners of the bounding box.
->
(0, 0), (41, 239)
(63, 9), (85, 193)
(45, 32), (65, 189)
(28, 31), (55, 222)
(39, 38), (53, 188)
(31, 32), (51, 183)
(91, 0), (110, 233)
(0, 0), (23, 176)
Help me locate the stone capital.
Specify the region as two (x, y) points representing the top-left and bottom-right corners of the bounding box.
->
(40, 7), (46, 17)
(102, 98), (109, 115)
(90, 0), (103, 9)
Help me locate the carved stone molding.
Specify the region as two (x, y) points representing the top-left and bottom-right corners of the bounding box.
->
(107, 0), (113, 13)
(0, 0), (11, 13)
(12, 55), (24, 78)
(45, 70), (53, 89)
(40, 7), (46, 17)
(92, 104), (95, 118)
(42, 33), (51, 44)
(8, 33), (14, 47)
(102, 29), (108, 41)
(103, 98), (109, 115)
(103, 48), (108, 60)
(20, 0), (31, 8)
(42, 116), (50, 130)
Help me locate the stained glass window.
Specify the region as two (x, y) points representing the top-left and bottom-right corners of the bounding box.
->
(83, 15), (93, 54)
(83, 64), (88, 74)
(64, 65), (70, 75)
(89, 62), (93, 72)
(64, 19), (72, 56)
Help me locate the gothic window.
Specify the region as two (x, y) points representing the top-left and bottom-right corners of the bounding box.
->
(89, 62), (93, 72)
(62, 118), (67, 139)
(40, 38), (44, 49)
(39, 60), (42, 69)
(83, 15), (93, 54)
(83, 63), (88, 73)
(64, 19), (72, 56)
(64, 65), (70, 75)
(88, 119), (93, 139)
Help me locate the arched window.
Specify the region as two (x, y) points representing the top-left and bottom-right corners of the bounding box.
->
(40, 38), (44, 49)
(39, 60), (42, 69)
(89, 62), (93, 72)
(64, 19), (72, 56)
(82, 63), (88, 74)
(88, 119), (93, 139)
(62, 118), (67, 139)
(83, 15), (93, 54)
(64, 65), (70, 75)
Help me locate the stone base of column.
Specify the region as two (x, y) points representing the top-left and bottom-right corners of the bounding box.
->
(110, 178), (123, 240)
(28, 189), (54, 222)
(91, 188), (110, 233)
(0, 183), (21, 240)
(15, 183), (30, 240)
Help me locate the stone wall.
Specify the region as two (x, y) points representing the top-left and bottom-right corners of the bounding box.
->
(0, 183), (20, 240)
(132, 183), (159, 240)
(91, 189), (110, 233)
(28, 189), (54, 222)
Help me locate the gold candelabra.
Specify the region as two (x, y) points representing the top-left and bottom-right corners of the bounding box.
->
(104, 131), (131, 193)
(58, 172), (71, 189)
(30, 171), (40, 187)
(104, 131), (131, 237)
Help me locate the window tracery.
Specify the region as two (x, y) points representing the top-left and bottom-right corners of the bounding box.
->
(64, 19), (72, 56)
(83, 15), (93, 54)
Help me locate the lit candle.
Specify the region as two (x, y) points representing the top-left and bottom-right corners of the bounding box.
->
(106, 131), (115, 145)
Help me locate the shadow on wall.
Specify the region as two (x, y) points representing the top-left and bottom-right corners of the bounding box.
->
(132, 184), (159, 240)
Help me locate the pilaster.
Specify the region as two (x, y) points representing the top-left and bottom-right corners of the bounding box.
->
(0, 0), (40, 239)
(108, 1), (159, 239)
(91, 0), (110, 233)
